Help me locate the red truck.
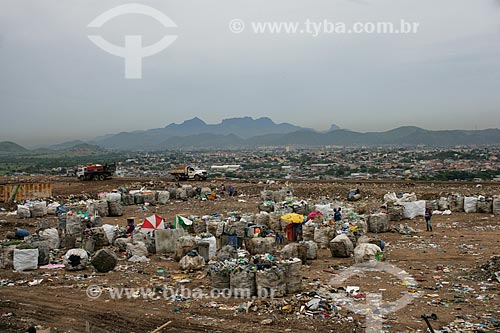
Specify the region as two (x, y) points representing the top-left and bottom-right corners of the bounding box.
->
(76, 163), (116, 181)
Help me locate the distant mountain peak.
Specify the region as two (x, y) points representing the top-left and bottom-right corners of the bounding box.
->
(164, 117), (206, 129)
(328, 124), (340, 131)
(390, 125), (423, 131)
(255, 117), (274, 124)
(221, 116), (253, 124)
(182, 117), (206, 125)
(386, 126), (425, 135)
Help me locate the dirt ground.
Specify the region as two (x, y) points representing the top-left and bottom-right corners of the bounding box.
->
(0, 177), (499, 333)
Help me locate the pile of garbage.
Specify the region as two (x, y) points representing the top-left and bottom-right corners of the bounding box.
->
(207, 253), (303, 298)
(7, 186), (384, 277)
(16, 201), (49, 219)
(439, 318), (500, 332)
(383, 192), (500, 220)
(232, 284), (364, 323)
(12, 185), (214, 221)
(258, 189), (311, 215)
(474, 255), (500, 282)
(2, 185), (384, 280)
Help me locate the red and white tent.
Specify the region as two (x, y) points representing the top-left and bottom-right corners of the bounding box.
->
(141, 214), (165, 233)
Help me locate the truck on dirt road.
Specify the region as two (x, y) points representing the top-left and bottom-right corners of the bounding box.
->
(169, 165), (208, 181)
(76, 163), (116, 181)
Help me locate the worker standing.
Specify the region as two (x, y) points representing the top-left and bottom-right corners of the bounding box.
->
(425, 206), (433, 232)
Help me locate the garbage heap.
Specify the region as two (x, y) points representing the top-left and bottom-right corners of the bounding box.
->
(209, 254), (302, 298)
(383, 192), (500, 220)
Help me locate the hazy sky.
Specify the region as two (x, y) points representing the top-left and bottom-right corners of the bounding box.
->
(1, 0), (499, 146)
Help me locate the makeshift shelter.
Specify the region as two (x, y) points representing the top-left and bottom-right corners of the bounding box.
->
(174, 215), (193, 230)
(141, 215), (165, 234)
(281, 213), (304, 241)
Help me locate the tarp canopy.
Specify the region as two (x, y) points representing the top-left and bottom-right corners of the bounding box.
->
(141, 214), (165, 233)
(281, 213), (305, 224)
(174, 215), (193, 230)
(307, 211), (322, 220)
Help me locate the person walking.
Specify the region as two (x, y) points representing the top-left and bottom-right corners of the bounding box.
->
(425, 206), (433, 232)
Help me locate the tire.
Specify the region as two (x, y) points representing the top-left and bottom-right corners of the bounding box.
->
(98, 174), (105, 181)
(78, 176), (84, 181)
(194, 175), (200, 181)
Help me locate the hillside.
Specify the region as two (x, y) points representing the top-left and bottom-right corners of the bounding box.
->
(0, 141), (28, 153)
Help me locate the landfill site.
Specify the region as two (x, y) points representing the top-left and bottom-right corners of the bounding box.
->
(0, 177), (499, 333)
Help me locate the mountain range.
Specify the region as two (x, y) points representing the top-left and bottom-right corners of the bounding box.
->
(89, 117), (500, 150)
(91, 117), (311, 150)
(2, 117), (500, 152)
(147, 127), (500, 149)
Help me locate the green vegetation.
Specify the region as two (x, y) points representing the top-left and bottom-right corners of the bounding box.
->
(0, 150), (126, 175)
(416, 169), (500, 181)
(324, 166), (351, 177)
(224, 172), (243, 179)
